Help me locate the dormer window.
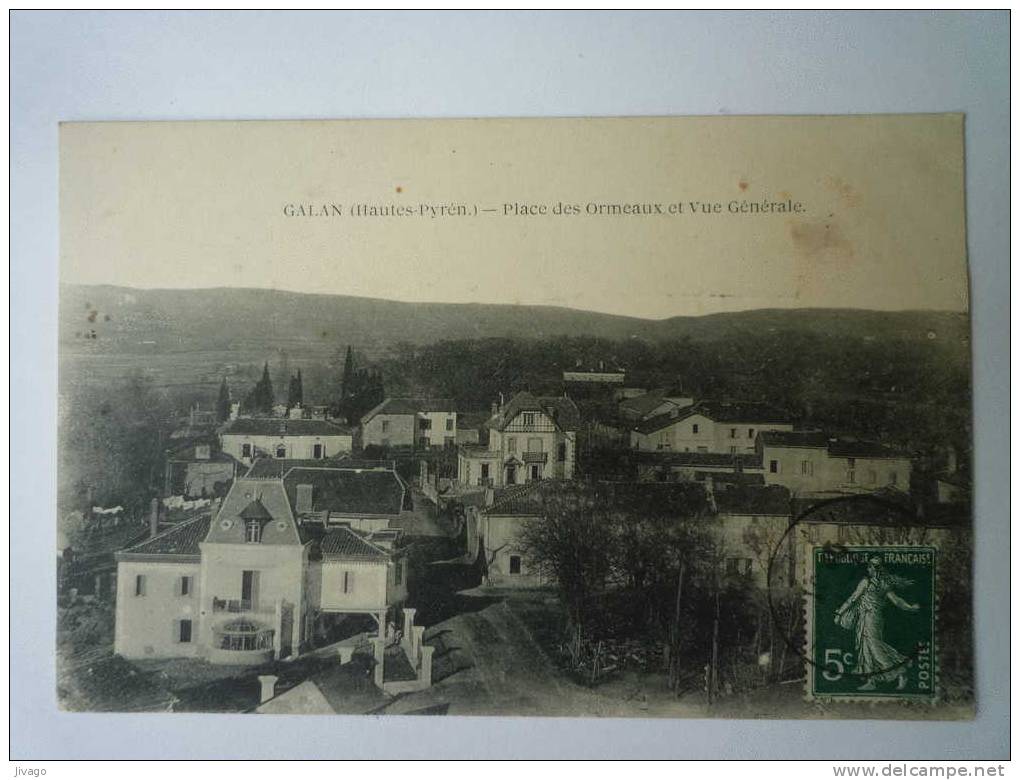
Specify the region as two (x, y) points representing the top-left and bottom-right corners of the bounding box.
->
(245, 519), (262, 543)
(275, 445), (287, 458)
(522, 413), (535, 427)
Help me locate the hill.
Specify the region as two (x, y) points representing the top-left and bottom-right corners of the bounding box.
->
(61, 283), (969, 358)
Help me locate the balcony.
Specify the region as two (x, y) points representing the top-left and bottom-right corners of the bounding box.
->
(523, 451), (548, 464)
(211, 597), (273, 615)
(476, 477), (494, 487)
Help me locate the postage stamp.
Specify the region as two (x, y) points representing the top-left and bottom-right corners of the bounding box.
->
(805, 545), (937, 701)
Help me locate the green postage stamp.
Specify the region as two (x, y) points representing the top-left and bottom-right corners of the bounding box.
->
(806, 546), (937, 701)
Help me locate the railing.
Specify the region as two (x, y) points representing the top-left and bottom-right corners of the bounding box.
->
(212, 597), (254, 613)
(523, 451), (548, 463)
(476, 477), (494, 487)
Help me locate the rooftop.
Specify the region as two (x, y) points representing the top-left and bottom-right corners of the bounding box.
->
(361, 397), (457, 423)
(758, 430), (830, 449)
(491, 391), (581, 432)
(117, 515), (211, 558)
(634, 399), (792, 434)
(282, 466), (405, 516)
(320, 526), (391, 560)
(633, 450), (763, 469)
(485, 480), (712, 517)
(222, 418), (352, 437)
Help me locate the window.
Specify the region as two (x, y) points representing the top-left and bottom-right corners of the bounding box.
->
(509, 555), (522, 575)
(557, 443), (566, 462)
(241, 443), (252, 458)
(800, 460), (813, 476)
(313, 443), (323, 459)
(522, 412), (535, 427)
(480, 463), (489, 479)
(889, 471), (899, 485)
(507, 437), (517, 453)
(179, 575), (192, 597)
(730, 428), (737, 439)
(394, 560), (404, 586)
(530, 464), (541, 480)
(506, 465), (517, 485)
(241, 570), (258, 605)
(419, 418), (431, 430)
(692, 424), (699, 434)
(527, 437), (542, 453)
(275, 445), (286, 458)
(729, 446), (737, 454)
(245, 519), (261, 543)
(178, 619), (192, 643)
(134, 574), (146, 597)
(342, 571), (355, 594)
(769, 460), (779, 474)
(867, 469), (877, 484)
(418, 436), (429, 449)
(748, 428), (755, 439)
(381, 420), (390, 433)
(847, 469), (856, 484)
(444, 436), (455, 447)
(445, 418), (454, 431)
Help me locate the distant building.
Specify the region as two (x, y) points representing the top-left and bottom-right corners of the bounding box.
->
(164, 440), (239, 498)
(618, 389), (694, 422)
(114, 460), (410, 664)
(360, 398), (458, 450)
(630, 400), (793, 454)
(713, 484), (794, 589)
(457, 392), (579, 488)
(633, 450), (764, 483)
(220, 418), (353, 463)
(758, 431), (913, 497)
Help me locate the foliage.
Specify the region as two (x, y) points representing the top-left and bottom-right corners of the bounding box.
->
(243, 362), (275, 414)
(215, 377), (231, 422)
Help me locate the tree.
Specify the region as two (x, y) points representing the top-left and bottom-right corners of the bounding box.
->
(215, 377), (231, 422)
(244, 362), (275, 414)
(341, 346), (355, 400)
(287, 368), (304, 409)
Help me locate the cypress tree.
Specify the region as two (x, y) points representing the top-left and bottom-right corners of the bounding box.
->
(341, 346), (354, 399)
(216, 377), (231, 422)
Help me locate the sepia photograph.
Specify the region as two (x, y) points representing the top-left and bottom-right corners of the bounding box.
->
(55, 114), (975, 720)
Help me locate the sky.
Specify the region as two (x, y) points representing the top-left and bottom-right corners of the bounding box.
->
(60, 116), (969, 320)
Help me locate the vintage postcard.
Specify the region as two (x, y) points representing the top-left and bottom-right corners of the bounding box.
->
(57, 115), (972, 719)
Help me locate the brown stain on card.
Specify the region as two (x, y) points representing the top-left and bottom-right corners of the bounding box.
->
(789, 219), (855, 300)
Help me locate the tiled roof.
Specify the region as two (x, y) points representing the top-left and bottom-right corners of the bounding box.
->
(320, 526), (390, 559)
(206, 479), (302, 545)
(634, 451), (763, 469)
(283, 466), (405, 516)
(827, 439), (911, 459)
(222, 418), (352, 437)
(361, 397), (457, 423)
(492, 392), (581, 432)
(634, 400), (791, 434)
(485, 480), (712, 517)
(118, 515), (211, 558)
(696, 471), (765, 487)
(759, 430), (830, 449)
(239, 498), (274, 520)
(619, 390), (692, 420)
(714, 485), (792, 516)
(245, 458), (349, 478)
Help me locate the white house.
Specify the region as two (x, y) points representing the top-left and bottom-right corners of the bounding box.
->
(758, 430), (913, 497)
(360, 398), (457, 450)
(457, 392), (579, 488)
(114, 461), (410, 665)
(220, 418), (353, 463)
(630, 400), (793, 455)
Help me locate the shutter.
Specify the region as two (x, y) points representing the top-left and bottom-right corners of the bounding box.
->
(173, 576), (181, 597)
(172, 618), (180, 644)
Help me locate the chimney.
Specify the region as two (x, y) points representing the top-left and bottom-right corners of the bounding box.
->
(149, 497), (160, 538)
(490, 401), (499, 418)
(257, 675), (279, 704)
(295, 484), (313, 514)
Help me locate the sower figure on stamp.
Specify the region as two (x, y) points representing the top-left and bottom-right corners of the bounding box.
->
(834, 556), (920, 691)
